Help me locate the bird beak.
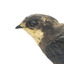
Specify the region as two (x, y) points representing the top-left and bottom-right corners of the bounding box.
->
(16, 21), (26, 29)
(15, 25), (23, 29)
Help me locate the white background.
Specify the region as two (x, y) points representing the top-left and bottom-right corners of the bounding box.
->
(0, 0), (64, 64)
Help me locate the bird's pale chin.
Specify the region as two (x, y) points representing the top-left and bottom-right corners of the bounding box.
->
(23, 28), (44, 45)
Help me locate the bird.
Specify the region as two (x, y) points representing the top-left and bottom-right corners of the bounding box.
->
(16, 14), (64, 64)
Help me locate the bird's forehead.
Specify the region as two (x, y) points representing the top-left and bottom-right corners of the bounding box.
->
(24, 14), (53, 23)
(25, 14), (43, 22)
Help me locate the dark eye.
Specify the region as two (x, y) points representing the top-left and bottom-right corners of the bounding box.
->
(26, 20), (38, 27)
(30, 21), (37, 27)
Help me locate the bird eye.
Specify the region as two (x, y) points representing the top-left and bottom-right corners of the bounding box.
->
(30, 21), (37, 27)
(26, 20), (38, 27)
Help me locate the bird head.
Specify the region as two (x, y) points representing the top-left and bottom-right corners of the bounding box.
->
(16, 14), (60, 45)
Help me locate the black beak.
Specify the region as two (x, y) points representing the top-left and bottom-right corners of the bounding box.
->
(15, 25), (23, 29)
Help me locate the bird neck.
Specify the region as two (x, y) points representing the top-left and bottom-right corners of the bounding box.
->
(39, 30), (59, 53)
